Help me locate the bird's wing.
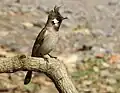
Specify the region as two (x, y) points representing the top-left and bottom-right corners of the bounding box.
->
(31, 28), (46, 57)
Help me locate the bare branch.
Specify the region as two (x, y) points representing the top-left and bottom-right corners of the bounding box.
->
(0, 54), (78, 93)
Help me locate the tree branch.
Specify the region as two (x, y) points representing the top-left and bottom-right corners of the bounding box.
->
(0, 54), (78, 93)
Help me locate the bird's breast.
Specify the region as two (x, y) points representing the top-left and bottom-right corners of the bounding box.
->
(39, 31), (59, 55)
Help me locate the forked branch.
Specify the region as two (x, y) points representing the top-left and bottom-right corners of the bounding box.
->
(0, 54), (78, 93)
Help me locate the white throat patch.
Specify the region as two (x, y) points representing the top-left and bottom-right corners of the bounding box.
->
(53, 18), (59, 24)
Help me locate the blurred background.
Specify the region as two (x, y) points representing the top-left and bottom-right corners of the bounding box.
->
(0, 0), (120, 93)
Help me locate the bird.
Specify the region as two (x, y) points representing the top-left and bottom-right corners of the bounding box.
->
(24, 6), (67, 85)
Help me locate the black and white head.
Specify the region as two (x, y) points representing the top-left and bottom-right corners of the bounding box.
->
(46, 6), (67, 31)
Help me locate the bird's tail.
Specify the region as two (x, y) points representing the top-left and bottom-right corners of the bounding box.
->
(24, 71), (32, 85)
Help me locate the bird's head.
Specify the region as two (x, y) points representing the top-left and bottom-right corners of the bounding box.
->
(46, 6), (67, 31)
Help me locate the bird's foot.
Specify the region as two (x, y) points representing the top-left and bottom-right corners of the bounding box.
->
(40, 55), (49, 62)
(43, 57), (49, 63)
(48, 54), (57, 59)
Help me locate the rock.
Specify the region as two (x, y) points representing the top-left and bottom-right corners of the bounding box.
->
(82, 80), (92, 86)
(83, 88), (91, 92)
(100, 70), (111, 77)
(58, 54), (78, 72)
(22, 22), (33, 28)
(106, 78), (117, 85)
(106, 86), (114, 92)
(0, 31), (9, 37)
(93, 66), (99, 72)
(102, 62), (110, 68)
(116, 64), (120, 69)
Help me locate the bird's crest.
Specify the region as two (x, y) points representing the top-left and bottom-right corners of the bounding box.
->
(48, 6), (67, 20)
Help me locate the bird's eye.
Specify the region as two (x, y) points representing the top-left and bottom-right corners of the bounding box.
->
(51, 21), (55, 25)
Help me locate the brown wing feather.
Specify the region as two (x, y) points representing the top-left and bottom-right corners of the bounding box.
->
(31, 27), (46, 57)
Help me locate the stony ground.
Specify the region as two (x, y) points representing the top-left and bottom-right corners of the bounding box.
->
(0, 0), (120, 93)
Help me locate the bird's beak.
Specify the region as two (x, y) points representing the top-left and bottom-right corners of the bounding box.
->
(62, 17), (68, 20)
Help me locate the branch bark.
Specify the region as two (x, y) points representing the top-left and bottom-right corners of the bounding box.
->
(0, 54), (78, 93)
